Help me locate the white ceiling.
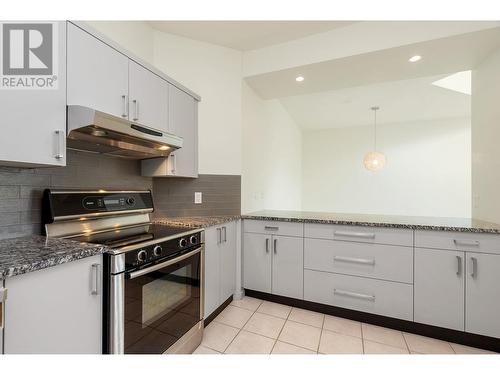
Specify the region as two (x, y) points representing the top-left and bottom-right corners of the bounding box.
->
(148, 21), (355, 51)
(280, 73), (471, 130)
(245, 27), (500, 100)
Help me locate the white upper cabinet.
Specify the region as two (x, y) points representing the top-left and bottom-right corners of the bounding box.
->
(128, 61), (169, 132)
(0, 21), (67, 168)
(168, 85), (198, 177)
(67, 23), (129, 119)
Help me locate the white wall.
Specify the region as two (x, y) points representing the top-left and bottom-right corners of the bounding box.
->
(153, 31), (243, 175)
(302, 117), (471, 217)
(472, 47), (500, 223)
(242, 82), (302, 213)
(85, 21), (243, 176)
(85, 21), (155, 64)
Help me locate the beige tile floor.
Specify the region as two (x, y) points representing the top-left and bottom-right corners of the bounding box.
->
(193, 296), (496, 355)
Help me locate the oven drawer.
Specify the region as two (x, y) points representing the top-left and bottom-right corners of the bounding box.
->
(304, 269), (413, 321)
(304, 238), (413, 283)
(305, 223), (413, 246)
(415, 230), (500, 254)
(244, 220), (303, 237)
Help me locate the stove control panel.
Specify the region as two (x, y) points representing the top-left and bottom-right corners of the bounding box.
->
(124, 231), (203, 269)
(43, 189), (154, 223)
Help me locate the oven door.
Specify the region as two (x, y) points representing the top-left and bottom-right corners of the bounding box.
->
(122, 247), (202, 354)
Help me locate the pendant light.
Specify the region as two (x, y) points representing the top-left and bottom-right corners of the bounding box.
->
(363, 106), (386, 172)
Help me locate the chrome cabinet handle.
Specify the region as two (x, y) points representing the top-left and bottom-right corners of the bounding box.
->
(334, 288), (375, 302)
(456, 255), (462, 276)
(170, 153), (176, 174)
(54, 130), (65, 160)
(264, 226), (279, 231)
(334, 256), (375, 266)
(470, 257), (478, 278)
(273, 238), (277, 254)
(121, 95), (128, 118)
(454, 239), (480, 247)
(334, 231), (376, 239)
(132, 99), (139, 121)
(265, 238), (270, 253)
(217, 228), (221, 244)
(91, 263), (100, 295)
(0, 287), (6, 329)
(223, 227), (227, 243)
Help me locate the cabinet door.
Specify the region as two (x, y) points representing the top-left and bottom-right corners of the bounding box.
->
(168, 85), (198, 177)
(243, 233), (272, 293)
(220, 222), (237, 302)
(4, 255), (102, 353)
(67, 22), (128, 118)
(128, 61), (169, 132)
(0, 21), (66, 168)
(272, 236), (303, 299)
(203, 226), (220, 318)
(414, 248), (464, 330)
(466, 252), (500, 338)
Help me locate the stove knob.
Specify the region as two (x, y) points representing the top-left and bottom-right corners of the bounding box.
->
(126, 197), (135, 206)
(179, 238), (188, 247)
(190, 235), (198, 245)
(153, 245), (162, 257)
(137, 250), (147, 262)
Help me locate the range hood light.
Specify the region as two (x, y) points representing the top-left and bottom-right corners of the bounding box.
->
(158, 145), (170, 151)
(91, 129), (108, 137)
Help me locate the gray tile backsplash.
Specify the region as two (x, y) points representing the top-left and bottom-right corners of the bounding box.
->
(153, 174), (241, 218)
(0, 151), (241, 239)
(0, 150), (152, 239)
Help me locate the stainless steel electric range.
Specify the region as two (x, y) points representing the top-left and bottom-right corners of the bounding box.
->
(42, 189), (204, 354)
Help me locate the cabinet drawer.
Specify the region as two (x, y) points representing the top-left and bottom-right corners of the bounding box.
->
(244, 220), (303, 237)
(304, 238), (413, 283)
(304, 270), (413, 321)
(415, 230), (500, 254)
(305, 224), (413, 247)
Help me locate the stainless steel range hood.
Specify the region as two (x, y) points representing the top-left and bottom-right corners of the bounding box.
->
(67, 105), (182, 159)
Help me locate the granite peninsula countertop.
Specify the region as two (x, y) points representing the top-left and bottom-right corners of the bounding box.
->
(0, 235), (107, 280)
(242, 210), (500, 234)
(154, 215), (241, 229)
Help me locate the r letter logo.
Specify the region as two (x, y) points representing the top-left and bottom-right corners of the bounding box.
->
(1, 22), (58, 89)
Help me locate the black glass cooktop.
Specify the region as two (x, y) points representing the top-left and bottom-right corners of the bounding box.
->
(71, 223), (194, 249)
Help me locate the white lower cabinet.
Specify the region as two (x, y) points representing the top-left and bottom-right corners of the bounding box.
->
(204, 221), (237, 318)
(243, 232), (303, 299)
(414, 248), (465, 331)
(304, 269), (413, 321)
(465, 252), (500, 338)
(4, 255), (102, 354)
(243, 233), (272, 294)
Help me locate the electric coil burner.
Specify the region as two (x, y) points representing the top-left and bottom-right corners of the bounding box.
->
(42, 189), (204, 354)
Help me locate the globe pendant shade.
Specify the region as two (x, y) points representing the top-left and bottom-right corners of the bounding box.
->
(363, 151), (386, 172)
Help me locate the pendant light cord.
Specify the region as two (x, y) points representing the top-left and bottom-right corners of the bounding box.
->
(371, 106), (379, 151)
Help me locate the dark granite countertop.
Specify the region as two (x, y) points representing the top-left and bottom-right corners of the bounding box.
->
(242, 210), (500, 234)
(154, 215), (241, 229)
(0, 235), (107, 280)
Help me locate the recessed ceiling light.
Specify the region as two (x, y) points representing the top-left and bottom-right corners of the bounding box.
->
(295, 76), (304, 82)
(408, 55), (422, 63)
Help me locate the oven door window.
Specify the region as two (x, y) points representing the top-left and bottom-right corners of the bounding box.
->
(124, 250), (201, 354)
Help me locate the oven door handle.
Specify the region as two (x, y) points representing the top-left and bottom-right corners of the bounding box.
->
(126, 247), (202, 280)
